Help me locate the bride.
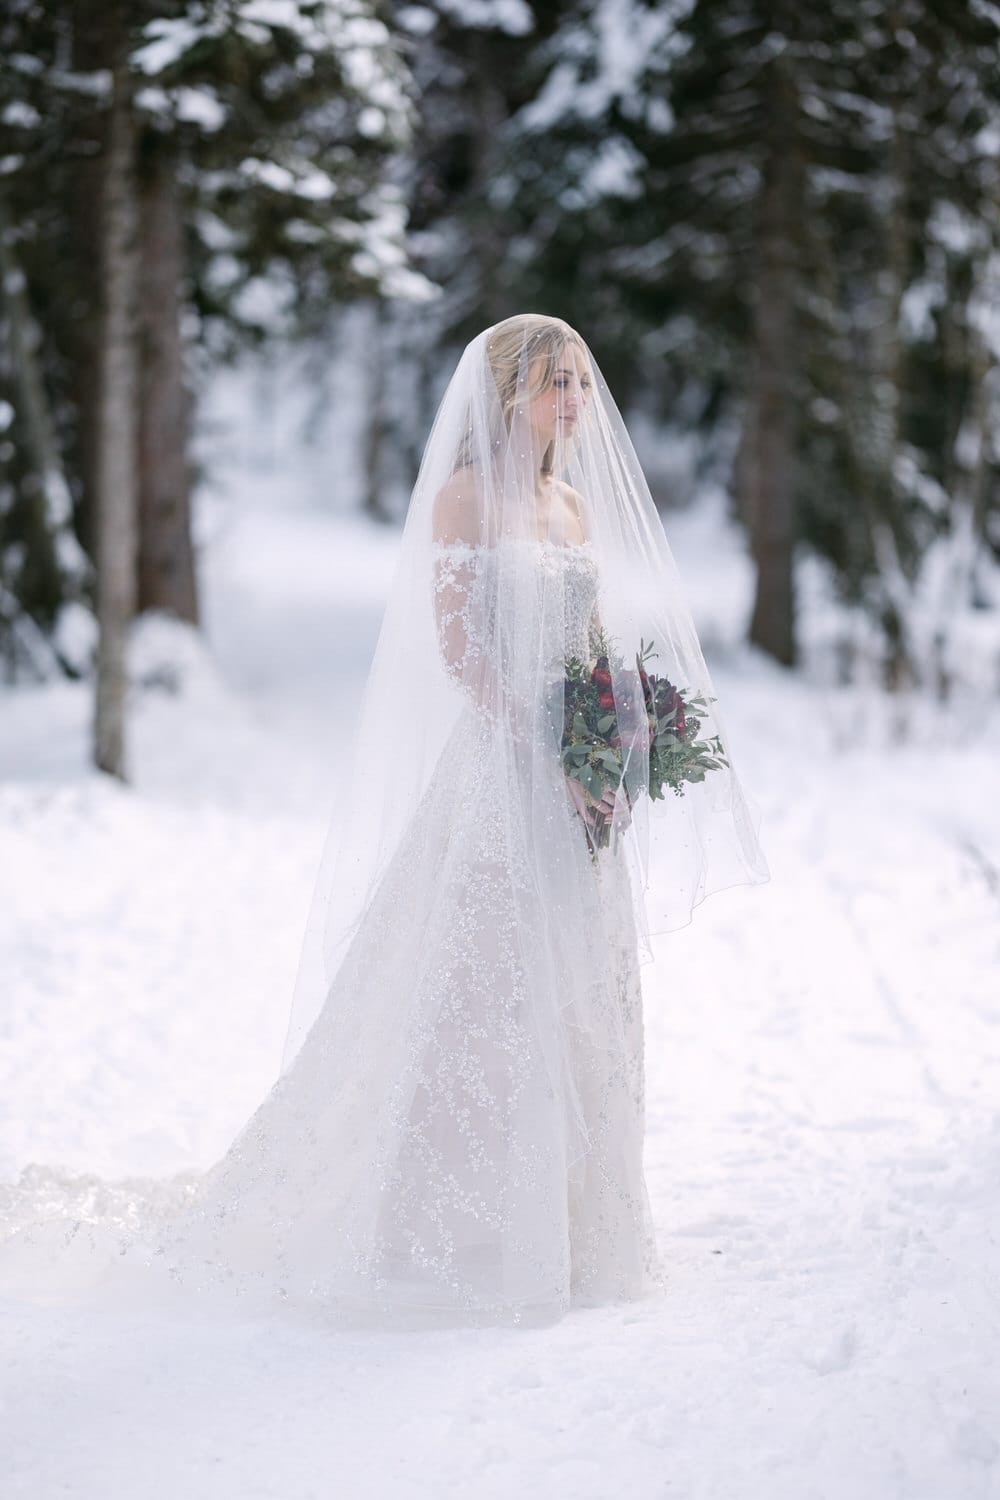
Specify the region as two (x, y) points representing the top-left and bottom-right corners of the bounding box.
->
(2, 313), (768, 1328)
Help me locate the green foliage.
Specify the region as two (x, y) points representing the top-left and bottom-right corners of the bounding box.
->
(556, 625), (728, 858)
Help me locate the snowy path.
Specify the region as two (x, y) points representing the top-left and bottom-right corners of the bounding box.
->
(2, 499), (999, 1499)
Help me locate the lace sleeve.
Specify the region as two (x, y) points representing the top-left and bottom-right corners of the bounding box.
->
(432, 540), (495, 711)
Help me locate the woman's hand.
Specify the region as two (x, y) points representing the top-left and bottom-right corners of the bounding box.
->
(565, 774), (599, 832)
(565, 775), (632, 842)
(599, 781), (633, 834)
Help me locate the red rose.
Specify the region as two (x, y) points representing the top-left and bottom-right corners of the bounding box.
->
(598, 692), (615, 709)
(652, 681), (686, 737)
(670, 689), (686, 737)
(592, 667), (613, 687)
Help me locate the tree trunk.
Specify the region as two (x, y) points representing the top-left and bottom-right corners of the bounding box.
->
(69, 0), (110, 563)
(870, 87), (913, 692)
(137, 145), (198, 622)
(93, 40), (140, 779)
(0, 189), (89, 611)
(745, 61), (801, 667)
(363, 299), (393, 523)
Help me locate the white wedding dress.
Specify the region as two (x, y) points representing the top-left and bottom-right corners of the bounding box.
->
(136, 535), (660, 1325)
(3, 536), (662, 1329)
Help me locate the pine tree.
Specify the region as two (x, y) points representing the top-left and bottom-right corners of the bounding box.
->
(0, 0), (93, 675)
(0, 0), (418, 730)
(834, 1), (1000, 690)
(505, 0), (1000, 676)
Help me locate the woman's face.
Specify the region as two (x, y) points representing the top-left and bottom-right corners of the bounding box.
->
(524, 343), (592, 449)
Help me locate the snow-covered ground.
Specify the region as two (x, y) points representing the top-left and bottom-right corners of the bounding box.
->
(2, 380), (1000, 1499)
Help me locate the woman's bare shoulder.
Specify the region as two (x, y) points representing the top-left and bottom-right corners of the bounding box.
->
(432, 466), (484, 546)
(554, 480), (592, 542)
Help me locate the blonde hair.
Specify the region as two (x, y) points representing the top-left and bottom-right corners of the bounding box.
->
(451, 313), (585, 478)
(486, 314), (585, 475)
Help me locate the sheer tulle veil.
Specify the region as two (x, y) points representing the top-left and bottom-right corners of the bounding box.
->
(283, 313), (769, 1071)
(0, 312), (769, 1322)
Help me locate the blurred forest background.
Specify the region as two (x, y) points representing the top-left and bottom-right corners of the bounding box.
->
(2, 0), (999, 776)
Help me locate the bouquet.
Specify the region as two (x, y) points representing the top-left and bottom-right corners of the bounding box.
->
(557, 627), (729, 857)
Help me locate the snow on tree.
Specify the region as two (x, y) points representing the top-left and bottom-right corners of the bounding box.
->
(0, 0), (424, 767)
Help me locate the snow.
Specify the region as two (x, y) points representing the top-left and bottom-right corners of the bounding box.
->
(900, 276), (944, 342)
(134, 19), (205, 76)
(396, 4), (438, 36)
(517, 0), (682, 131)
(349, 188), (438, 300)
(51, 601), (97, 676)
(434, 0), (534, 37)
(357, 103), (387, 137)
(174, 86), (227, 132)
(134, 1), (410, 136)
(134, 4), (355, 74)
(135, 85), (227, 132)
(2, 366), (1000, 1498)
(238, 158), (337, 200)
(1, 101), (42, 129)
(929, 201), (984, 257)
(582, 134), (644, 202)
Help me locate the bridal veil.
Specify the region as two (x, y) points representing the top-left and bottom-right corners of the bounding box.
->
(284, 313), (769, 1071)
(1, 313), (768, 1324)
